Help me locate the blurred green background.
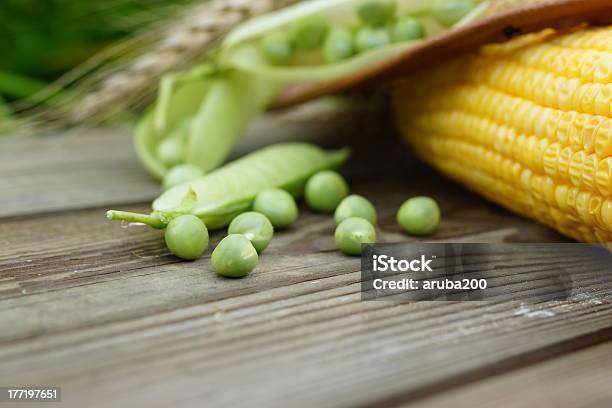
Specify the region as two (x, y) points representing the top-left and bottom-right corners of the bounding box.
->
(0, 0), (195, 103)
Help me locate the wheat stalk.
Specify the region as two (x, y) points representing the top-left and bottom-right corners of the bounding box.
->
(25, 0), (301, 126)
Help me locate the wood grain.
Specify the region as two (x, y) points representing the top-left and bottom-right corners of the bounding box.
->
(408, 341), (612, 408)
(0, 100), (375, 218)
(1, 124), (610, 408)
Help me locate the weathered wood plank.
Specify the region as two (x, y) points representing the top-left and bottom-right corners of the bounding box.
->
(0, 127), (159, 218)
(407, 341), (612, 408)
(0, 174), (564, 304)
(1, 267), (610, 408)
(3, 107), (609, 408)
(2, 172), (609, 408)
(0, 101), (374, 218)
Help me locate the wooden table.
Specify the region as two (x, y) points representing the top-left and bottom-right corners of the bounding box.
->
(1, 106), (611, 408)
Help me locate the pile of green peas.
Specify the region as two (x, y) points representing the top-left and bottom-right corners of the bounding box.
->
(162, 188), (296, 278)
(161, 167), (441, 275)
(302, 170), (441, 256)
(153, 142), (443, 276)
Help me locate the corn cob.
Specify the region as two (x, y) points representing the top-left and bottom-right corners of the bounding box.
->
(393, 26), (612, 243)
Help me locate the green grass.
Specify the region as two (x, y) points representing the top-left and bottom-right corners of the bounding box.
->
(0, 0), (196, 105)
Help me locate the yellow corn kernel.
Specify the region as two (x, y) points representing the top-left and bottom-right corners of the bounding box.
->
(603, 200), (612, 230)
(595, 120), (612, 158)
(597, 158), (612, 196)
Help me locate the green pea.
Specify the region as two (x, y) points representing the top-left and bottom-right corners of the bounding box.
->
(305, 170), (349, 213)
(355, 27), (391, 53)
(164, 215), (209, 260)
(253, 188), (298, 229)
(356, 0), (397, 27)
(260, 31), (294, 65)
(323, 28), (355, 63)
(335, 217), (377, 256)
(291, 15), (329, 50)
(162, 164), (204, 190)
(228, 212), (274, 253)
(433, 0), (475, 27)
(157, 137), (185, 168)
(392, 17), (425, 42)
(212, 234), (259, 278)
(334, 195), (377, 226)
(397, 196), (441, 236)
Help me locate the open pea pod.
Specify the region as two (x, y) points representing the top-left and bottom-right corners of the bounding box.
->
(134, 111), (167, 180)
(134, 0), (492, 181)
(108, 142), (350, 230)
(135, 70), (211, 180)
(273, 0), (612, 106)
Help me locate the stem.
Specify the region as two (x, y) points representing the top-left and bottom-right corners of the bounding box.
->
(106, 210), (167, 229)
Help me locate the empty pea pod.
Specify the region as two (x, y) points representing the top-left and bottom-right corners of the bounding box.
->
(107, 142), (350, 230)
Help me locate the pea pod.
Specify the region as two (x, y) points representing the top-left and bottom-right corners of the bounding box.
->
(133, 0), (488, 180)
(134, 111), (167, 180)
(154, 64), (215, 133)
(186, 69), (280, 172)
(135, 70), (211, 180)
(108, 143), (350, 230)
